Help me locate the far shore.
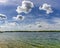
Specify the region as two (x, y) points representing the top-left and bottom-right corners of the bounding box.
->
(0, 30), (60, 32)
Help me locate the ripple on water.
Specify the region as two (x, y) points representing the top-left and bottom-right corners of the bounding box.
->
(0, 32), (59, 48)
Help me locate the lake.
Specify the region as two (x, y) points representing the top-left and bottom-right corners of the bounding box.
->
(0, 32), (60, 48)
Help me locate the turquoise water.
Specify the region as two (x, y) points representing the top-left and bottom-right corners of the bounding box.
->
(0, 32), (60, 48)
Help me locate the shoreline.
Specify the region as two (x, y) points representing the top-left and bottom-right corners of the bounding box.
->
(0, 30), (60, 32)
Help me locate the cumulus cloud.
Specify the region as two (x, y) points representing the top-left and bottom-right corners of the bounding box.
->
(16, 0), (34, 14)
(39, 3), (53, 14)
(13, 15), (25, 21)
(0, 14), (7, 20)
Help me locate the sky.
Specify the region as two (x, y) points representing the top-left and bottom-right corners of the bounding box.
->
(0, 0), (60, 31)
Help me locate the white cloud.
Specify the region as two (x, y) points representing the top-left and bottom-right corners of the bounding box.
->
(13, 15), (25, 21)
(4, 22), (18, 26)
(21, 18), (60, 31)
(0, 22), (19, 31)
(0, 0), (8, 3)
(0, 14), (7, 20)
(16, 0), (34, 14)
(39, 3), (53, 14)
(34, 18), (60, 30)
(1, 18), (60, 31)
(53, 17), (60, 24)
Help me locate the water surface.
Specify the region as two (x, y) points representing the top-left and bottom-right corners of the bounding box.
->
(0, 32), (60, 48)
